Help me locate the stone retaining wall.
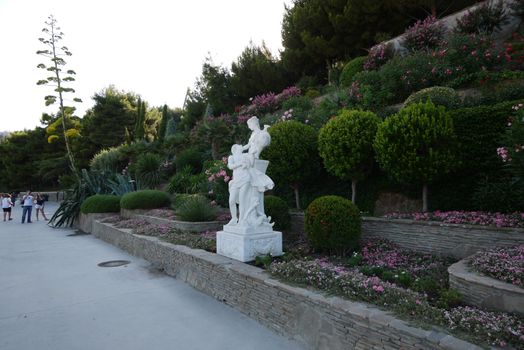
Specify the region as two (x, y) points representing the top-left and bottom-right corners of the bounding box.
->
(290, 213), (524, 259)
(89, 219), (481, 350)
(121, 209), (225, 232)
(449, 260), (524, 315)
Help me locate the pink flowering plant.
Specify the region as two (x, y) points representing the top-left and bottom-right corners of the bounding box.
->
(384, 210), (524, 228)
(269, 239), (524, 348)
(444, 306), (524, 348)
(402, 15), (447, 52)
(469, 245), (524, 288)
(241, 86), (302, 115)
(364, 43), (390, 71)
(204, 158), (231, 207)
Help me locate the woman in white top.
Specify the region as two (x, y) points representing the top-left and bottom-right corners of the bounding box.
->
(2, 193), (13, 221)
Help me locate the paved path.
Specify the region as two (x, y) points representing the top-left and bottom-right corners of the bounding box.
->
(0, 202), (304, 350)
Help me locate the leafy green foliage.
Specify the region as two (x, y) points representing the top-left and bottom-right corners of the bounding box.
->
(262, 121), (320, 208)
(374, 101), (457, 186)
(80, 195), (121, 214)
(176, 194), (217, 222)
(134, 153), (162, 188)
(90, 147), (126, 173)
(404, 86), (461, 110)
(339, 56), (366, 87)
(175, 147), (203, 174)
(120, 190), (171, 210)
(264, 195), (291, 231)
(319, 109), (381, 182)
(305, 195), (361, 256)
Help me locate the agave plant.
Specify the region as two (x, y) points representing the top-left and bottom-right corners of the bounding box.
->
(49, 169), (113, 227)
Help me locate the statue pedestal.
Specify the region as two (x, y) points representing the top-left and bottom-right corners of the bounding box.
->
(217, 224), (282, 262)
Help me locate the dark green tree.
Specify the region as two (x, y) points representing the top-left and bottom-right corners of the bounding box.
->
(281, 0), (479, 81)
(134, 98), (145, 141)
(36, 15), (82, 176)
(262, 121), (320, 209)
(157, 105), (169, 142)
(373, 101), (457, 211)
(80, 86), (138, 161)
(230, 42), (291, 102)
(318, 109), (381, 203)
(196, 57), (236, 115)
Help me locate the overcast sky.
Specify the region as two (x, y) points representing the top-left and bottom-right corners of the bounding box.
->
(0, 0), (292, 132)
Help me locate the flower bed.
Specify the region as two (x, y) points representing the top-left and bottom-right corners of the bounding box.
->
(269, 239), (524, 349)
(469, 245), (524, 288)
(101, 215), (216, 252)
(384, 211), (524, 228)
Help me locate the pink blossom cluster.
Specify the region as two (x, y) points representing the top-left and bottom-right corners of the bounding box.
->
(384, 210), (524, 228)
(280, 109), (293, 121)
(497, 147), (512, 162)
(216, 212), (232, 221)
(360, 239), (446, 276)
(205, 165), (230, 184)
(470, 245), (524, 288)
(444, 306), (524, 348)
(403, 15), (447, 52)
(243, 86), (302, 115)
(364, 44), (389, 70)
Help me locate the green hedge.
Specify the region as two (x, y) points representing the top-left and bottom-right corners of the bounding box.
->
(120, 190), (171, 210)
(264, 195), (291, 231)
(431, 99), (524, 211)
(305, 195), (361, 256)
(80, 195), (121, 214)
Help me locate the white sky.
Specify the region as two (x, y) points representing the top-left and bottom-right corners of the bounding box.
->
(0, 0), (292, 132)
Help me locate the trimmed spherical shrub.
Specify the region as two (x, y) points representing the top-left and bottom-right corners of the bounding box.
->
(305, 195), (361, 255)
(404, 86), (461, 110)
(120, 190), (171, 210)
(339, 56), (367, 87)
(264, 195), (291, 231)
(80, 195), (121, 214)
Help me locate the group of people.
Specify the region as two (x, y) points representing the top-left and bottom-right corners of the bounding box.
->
(2, 191), (48, 223)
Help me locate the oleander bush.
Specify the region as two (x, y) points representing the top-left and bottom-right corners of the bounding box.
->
(120, 190), (171, 210)
(305, 195), (361, 255)
(80, 195), (121, 214)
(264, 195), (291, 231)
(404, 86), (461, 110)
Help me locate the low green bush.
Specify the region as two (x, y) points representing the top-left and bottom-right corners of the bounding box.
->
(176, 194), (217, 222)
(168, 166), (206, 194)
(120, 190), (171, 210)
(339, 56), (366, 87)
(305, 195), (361, 256)
(80, 195), (121, 214)
(135, 152), (162, 188)
(264, 195), (291, 231)
(404, 86), (461, 110)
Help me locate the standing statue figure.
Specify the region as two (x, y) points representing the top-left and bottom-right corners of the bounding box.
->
(243, 116), (271, 159)
(227, 116), (274, 227)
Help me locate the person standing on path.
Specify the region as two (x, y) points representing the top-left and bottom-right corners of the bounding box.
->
(34, 193), (48, 221)
(2, 193), (13, 221)
(21, 190), (34, 224)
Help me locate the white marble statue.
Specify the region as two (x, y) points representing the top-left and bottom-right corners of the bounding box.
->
(227, 117), (274, 227)
(217, 116), (282, 262)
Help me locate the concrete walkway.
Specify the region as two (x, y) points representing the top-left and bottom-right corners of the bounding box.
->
(0, 202), (304, 350)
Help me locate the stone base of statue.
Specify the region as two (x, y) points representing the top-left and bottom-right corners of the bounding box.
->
(217, 223), (282, 262)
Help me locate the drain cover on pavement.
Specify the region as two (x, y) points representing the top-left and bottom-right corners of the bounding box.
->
(97, 260), (130, 267)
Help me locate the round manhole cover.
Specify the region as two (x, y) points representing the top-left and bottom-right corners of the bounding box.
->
(98, 260), (130, 267)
